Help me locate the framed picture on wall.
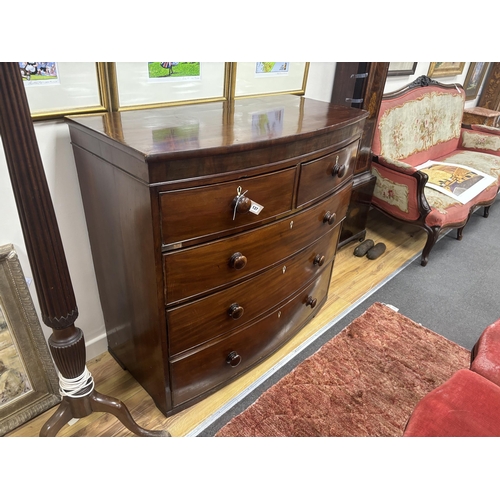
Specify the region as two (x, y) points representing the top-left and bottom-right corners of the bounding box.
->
(427, 62), (465, 78)
(108, 62), (230, 111)
(18, 62), (109, 120)
(463, 62), (489, 101)
(0, 244), (60, 436)
(233, 62), (309, 98)
(388, 62), (417, 77)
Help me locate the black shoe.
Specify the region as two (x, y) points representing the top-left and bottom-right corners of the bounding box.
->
(366, 242), (386, 260)
(353, 239), (374, 257)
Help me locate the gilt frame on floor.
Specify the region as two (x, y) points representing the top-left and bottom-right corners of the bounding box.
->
(0, 244), (60, 436)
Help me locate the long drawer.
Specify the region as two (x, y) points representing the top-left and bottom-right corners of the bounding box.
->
(164, 182), (351, 305)
(167, 222), (342, 356)
(296, 140), (359, 207)
(159, 167), (296, 248)
(169, 265), (332, 407)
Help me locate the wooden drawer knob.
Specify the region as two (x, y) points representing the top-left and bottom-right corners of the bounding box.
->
(306, 295), (317, 308)
(332, 155), (347, 179)
(232, 194), (252, 214)
(323, 211), (336, 225)
(313, 254), (325, 267)
(228, 303), (244, 320)
(226, 351), (242, 367)
(229, 252), (247, 270)
(332, 164), (347, 178)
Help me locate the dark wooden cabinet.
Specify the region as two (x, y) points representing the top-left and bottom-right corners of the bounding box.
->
(478, 62), (500, 112)
(462, 107), (500, 127)
(331, 62), (389, 247)
(66, 95), (367, 416)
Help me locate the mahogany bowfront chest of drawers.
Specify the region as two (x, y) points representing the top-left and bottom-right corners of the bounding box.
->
(66, 95), (367, 416)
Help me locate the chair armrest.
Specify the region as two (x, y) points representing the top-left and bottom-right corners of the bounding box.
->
(471, 318), (500, 387)
(371, 160), (431, 222)
(375, 155), (417, 174)
(470, 124), (500, 136)
(460, 129), (500, 157)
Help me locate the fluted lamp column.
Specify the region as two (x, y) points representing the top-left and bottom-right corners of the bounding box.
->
(0, 62), (168, 437)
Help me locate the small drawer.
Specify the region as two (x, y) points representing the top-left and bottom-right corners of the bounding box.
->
(164, 183), (351, 305)
(159, 167), (296, 248)
(169, 266), (332, 407)
(296, 140), (359, 207)
(167, 223), (341, 356)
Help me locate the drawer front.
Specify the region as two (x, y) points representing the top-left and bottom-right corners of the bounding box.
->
(159, 168), (296, 248)
(164, 183), (351, 305)
(167, 222), (341, 356)
(296, 140), (359, 207)
(169, 266), (332, 407)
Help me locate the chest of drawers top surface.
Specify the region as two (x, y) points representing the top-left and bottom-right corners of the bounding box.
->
(66, 95), (368, 184)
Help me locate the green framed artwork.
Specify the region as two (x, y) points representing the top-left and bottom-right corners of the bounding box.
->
(108, 62), (231, 111)
(18, 62), (109, 120)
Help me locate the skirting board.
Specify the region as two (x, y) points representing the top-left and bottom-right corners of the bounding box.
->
(85, 331), (108, 362)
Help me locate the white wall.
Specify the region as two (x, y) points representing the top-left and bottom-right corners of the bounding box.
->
(304, 62), (337, 102)
(0, 62), (490, 362)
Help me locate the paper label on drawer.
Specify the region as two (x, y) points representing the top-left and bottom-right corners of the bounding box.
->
(249, 201), (264, 215)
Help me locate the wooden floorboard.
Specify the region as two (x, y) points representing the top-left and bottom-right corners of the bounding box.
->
(6, 209), (429, 437)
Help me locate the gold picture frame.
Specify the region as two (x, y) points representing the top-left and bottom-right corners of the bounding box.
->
(427, 62), (465, 78)
(20, 62), (110, 121)
(0, 244), (60, 436)
(107, 62), (232, 111)
(232, 62), (309, 99)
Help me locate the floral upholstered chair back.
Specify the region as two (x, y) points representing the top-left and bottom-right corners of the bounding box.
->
(372, 83), (465, 167)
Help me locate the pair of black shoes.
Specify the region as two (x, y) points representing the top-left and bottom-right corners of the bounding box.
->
(353, 239), (386, 260)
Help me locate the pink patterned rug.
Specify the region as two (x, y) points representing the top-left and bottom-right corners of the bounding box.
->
(216, 302), (470, 437)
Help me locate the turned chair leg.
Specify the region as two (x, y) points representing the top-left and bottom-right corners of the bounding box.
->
(420, 226), (440, 266)
(484, 205), (491, 218)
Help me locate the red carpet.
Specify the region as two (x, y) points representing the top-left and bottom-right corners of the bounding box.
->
(216, 303), (470, 437)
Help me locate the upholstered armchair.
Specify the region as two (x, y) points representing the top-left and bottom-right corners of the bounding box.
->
(371, 76), (500, 266)
(404, 318), (500, 437)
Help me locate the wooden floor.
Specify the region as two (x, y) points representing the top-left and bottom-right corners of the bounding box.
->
(6, 209), (429, 437)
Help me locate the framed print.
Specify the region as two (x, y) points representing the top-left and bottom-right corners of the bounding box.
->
(233, 62), (309, 98)
(388, 62), (417, 77)
(463, 62), (489, 101)
(19, 62), (109, 120)
(427, 62), (465, 78)
(108, 62), (230, 111)
(415, 160), (495, 204)
(0, 244), (60, 436)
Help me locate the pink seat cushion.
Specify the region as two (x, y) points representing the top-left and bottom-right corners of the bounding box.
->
(404, 369), (500, 437)
(471, 318), (500, 386)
